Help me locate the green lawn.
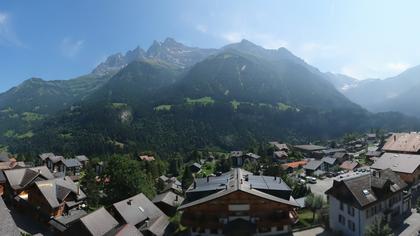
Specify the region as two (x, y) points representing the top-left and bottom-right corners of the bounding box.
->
(111, 103), (128, 109)
(21, 112), (44, 122)
(201, 162), (216, 176)
(297, 209), (318, 227)
(154, 104), (172, 111)
(186, 97), (215, 105)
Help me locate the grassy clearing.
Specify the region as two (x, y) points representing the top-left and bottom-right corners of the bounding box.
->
(186, 97), (215, 105)
(154, 105), (172, 111)
(297, 209), (318, 227)
(22, 112), (44, 122)
(277, 102), (291, 111)
(111, 103), (128, 109)
(201, 162), (216, 176)
(17, 131), (34, 139)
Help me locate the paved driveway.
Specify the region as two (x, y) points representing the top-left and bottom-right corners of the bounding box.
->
(293, 227), (332, 236)
(396, 209), (420, 236)
(308, 178), (334, 199)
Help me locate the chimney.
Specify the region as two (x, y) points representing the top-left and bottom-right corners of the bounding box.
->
(250, 184), (253, 189)
(175, 195), (179, 201)
(240, 179), (243, 184)
(193, 181), (197, 189)
(127, 199), (133, 205)
(145, 220), (149, 227)
(207, 176), (210, 182)
(274, 176), (277, 180)
(394, 135), (396, 142)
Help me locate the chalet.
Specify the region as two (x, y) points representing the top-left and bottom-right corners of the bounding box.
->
(280, 160), (308, 173)
(153, 191), (184, 217)
(231, 151), (261, 167)
(48, 209), (88, 234)
(332, 152), (350, 164)
(110, 193), (170, 236)
(189, 163), (202, 173)
(366, 150), (383, 159)
(57, 158), (83, 176)
(326, 169), (407, 236)
(162, 182), (183, 195)
(27, 176), (87, 218)
(382, 132), (420, 154)
(272, 151), (288, 163)
(3, 166), (55, 199)
(303, 160), (325, 176)
(45, 155), (65, 172)
(65, 207), (120, 236)
(269, 142), (289, 152)
(139, 155), (155, 162)
(339, 161), (359, 172)
(179, 168), (299, 236)
(294, 144), (326, 158)
(75, 155), (89, 167)
(321, 156), (338, 170)
(371, 153), (420, 189)
(0, 197), (20, 236)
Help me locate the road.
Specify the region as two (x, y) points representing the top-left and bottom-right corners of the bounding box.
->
(293, 227), (331, 236)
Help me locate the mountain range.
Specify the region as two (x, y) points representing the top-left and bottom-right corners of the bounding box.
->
(1, 38), (420, 156)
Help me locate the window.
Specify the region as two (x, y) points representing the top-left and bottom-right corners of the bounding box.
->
(347, 205), (354, 216)
(340, 201), (344, 211)
(339, 214), (345, 225)
(348, 220), (355, 232)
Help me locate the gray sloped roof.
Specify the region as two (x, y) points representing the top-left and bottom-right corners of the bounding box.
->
(0, 198), (20, 236)
(152, 191), (184, 207)
(35, 176), (87, 208)
(80, 207), (119, 236)
(107, 224), (143, 236)
(112, 193), (165, 226)
(39, 153), (55, 161)
(75, 155), (89, 162)
(303, 160), (323, 170)
(4, 166), (54, 190)
(294, 144), (326, 151)
(62, 158), (82, 168)
(326, 169), (406, 209)
(140, 215), (170, 236)
(321, 156), (337, 165)
(179, 168), (298, 210)
(371, 153), (420, 174)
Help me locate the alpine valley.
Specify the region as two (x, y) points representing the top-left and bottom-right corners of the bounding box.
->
(1, 38), (419, 156)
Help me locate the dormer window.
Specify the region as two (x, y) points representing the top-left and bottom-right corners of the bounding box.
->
(362, 189), (369, 195)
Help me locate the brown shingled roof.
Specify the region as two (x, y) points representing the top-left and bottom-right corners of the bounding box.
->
(383, 132), (420, 153)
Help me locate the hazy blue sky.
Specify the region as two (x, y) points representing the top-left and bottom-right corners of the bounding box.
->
(1, 0), (420, 92)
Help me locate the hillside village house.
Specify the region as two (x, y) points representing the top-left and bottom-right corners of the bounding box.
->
(382, 132), (420, 154)
(269, 142), (289, 152)
(3, 166), (55, 200)
(293, 144), (326, 158)
(371, 153), (420, 195)
(326, 169), (407, 236)
(281, 160), (308, 173)
(179, 168), (299, 236)
(153, 190), (184, 217)
(110, 193), (170, 236)
(27, 176), (87, 218)
(230, 151), (261, 167)
(65, 207), (120, 236)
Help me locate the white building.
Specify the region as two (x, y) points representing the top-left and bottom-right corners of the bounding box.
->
(326, 169), (407, 236)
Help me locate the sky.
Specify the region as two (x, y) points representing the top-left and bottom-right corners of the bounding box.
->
(1, 0), (420, 92)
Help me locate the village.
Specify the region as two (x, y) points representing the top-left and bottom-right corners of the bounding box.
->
(1, 132), (420, 236)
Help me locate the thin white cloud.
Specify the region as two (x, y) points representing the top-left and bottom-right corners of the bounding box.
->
(0, 13), (6, 24)
(386, 62), (410, 73)
(195, 24), (208, 33)
(60, 38), (84, 58)
(0, 12), (24, 47)
(340, 62), (412, 80)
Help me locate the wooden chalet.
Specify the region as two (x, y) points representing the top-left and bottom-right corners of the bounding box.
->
(178, 168), (299, 236)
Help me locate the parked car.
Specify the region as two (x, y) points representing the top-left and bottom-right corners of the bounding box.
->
(306, 176), (317, 184)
